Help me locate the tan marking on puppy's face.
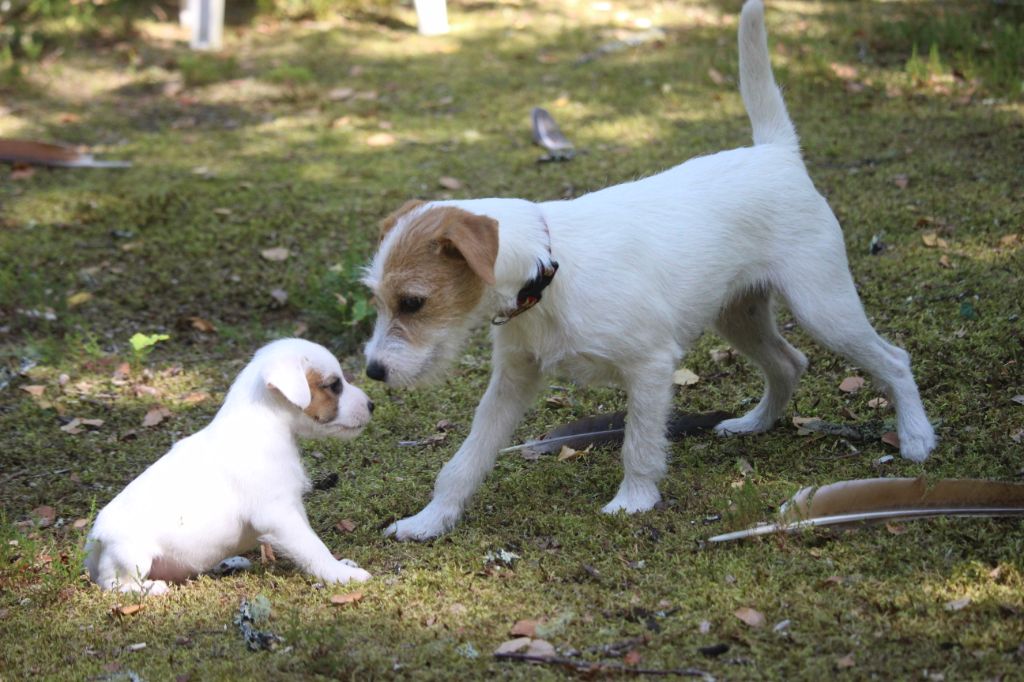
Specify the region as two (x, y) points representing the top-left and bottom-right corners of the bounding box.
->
(379, 206), (496, 344)
(303, 369), (341, 424)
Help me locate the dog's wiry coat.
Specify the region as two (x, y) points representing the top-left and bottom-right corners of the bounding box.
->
(363, 0), (936, 541)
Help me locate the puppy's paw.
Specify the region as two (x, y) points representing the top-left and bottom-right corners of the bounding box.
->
(602, 480), (661, 515)
(325, 561), (371, 584)
(117, 579), (169, 596)
(384, 505), (458, 542)
(714, 414), (773, 436)
(898, 426), (937, 463)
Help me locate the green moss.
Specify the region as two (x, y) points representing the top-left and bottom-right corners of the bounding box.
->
(1, 0), (1022, 678)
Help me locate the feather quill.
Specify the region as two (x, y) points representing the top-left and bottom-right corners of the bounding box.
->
(502, 410), (731, 455)
(709, 477), (1024, 542)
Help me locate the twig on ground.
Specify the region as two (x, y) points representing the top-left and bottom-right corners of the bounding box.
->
(494, 652), (715, 679)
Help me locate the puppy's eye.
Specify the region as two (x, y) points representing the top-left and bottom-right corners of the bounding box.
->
(398, 296), (425, 314)
(326, 378), (343, 395)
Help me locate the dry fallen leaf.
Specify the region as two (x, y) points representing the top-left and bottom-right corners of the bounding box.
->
(623, 649), (642, 666)
(32, 505), (56, 528)
(836, 653), (855, 669)
(672, 368), (700, 386)
(707, 67), (725, 85)
(545, 394), (572, 409)
(867, 397), (889, 409)
(261, 542), (276, 563)
(327, 86), (355, 101)
(820, 575), (845, 589)
(495, 637), (532, 655)
(829, 62), (857, 80)
(67, 291), (94, 307)
(558, 445), (590, 461)
(112, 604), (144, 618)
(181, 391), (210, 405)
(734, 607), (766, 628)
(366, 132), (396, 147)
(510, 619), (539, 637)
(938, 254), (953, 269)
(330, 591), (363, 606)
(260, 247), (290, 262)
(525, 639), (556, 658)
(893, 174), (909, 190)
(839, 376), (865, 393)
(188, 317), (216, 333)
(72, 518), (89, 530)
(335, 519), (357, 533)
(438, 176), (463, 190)
(142, 406), (172, 427)
(880, 431), (901, 449)
(60, 418), (84, 435)
(20, 385), (46, 397)
(885, 521), (907, 535)
(921, 232), (949, 249)
(998, 233), (1020, 248)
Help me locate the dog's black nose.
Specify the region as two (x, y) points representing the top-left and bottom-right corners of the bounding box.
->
(367, 400), (375, 414)
(366, 360), (387, 382)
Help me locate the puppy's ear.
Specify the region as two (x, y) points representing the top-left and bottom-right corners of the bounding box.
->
(437, 211), (499, 285)
(262, 357), (312, 409)
(379, 200), (425, 242)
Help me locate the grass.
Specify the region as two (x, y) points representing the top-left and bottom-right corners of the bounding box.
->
(1, 0), (1023, 678)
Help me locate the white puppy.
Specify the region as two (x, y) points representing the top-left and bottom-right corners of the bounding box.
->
(85, 338), (375, 593)
(362, 0), (936, 541)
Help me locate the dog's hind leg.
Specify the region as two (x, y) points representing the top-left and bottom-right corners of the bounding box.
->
(713, 289), (807, 436)
(603, 352), (676, 514)
(776, 228), (936, 462)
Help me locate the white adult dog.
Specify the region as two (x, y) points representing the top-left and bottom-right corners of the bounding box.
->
(85, 338), (375, 593)
(362, 0), (936, 541)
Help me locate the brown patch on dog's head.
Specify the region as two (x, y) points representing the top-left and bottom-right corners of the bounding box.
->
(378, 200), (425, 242)
(375, 206), (498, 349)
(303, 369), (341, 424)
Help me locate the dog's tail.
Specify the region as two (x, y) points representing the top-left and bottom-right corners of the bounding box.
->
(738, 0), (798, 148)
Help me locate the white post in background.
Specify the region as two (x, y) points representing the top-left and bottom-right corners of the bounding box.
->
(182, 0), (225, 51)
(414, 0), (449, 35)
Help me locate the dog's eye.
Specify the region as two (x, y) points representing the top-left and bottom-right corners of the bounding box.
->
(326, 378), (343, 395)
(398, 296), (425, 314)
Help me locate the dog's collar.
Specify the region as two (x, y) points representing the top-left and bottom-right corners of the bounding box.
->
(491, 211), (558, 326)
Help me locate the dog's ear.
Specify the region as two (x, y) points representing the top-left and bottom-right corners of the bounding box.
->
(262, 357), (312, 409)
(437, 211), (499, 285)
(379, 200), (425, 242)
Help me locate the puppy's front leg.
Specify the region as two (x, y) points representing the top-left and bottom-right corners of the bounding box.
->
(603, 355), (675, 514)
(256, 507), (370, 584)
(386, 348), (543, 541)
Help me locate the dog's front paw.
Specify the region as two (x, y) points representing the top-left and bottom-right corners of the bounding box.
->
(325, 561), (371, 584)
(384, 504), (459, 542)
(898, 426), (937, 463)
(602, 479), (661, 515)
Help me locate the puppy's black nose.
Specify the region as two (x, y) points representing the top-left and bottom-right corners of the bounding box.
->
(367, 400), (375, 414)
(366, 360), (387, 382)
